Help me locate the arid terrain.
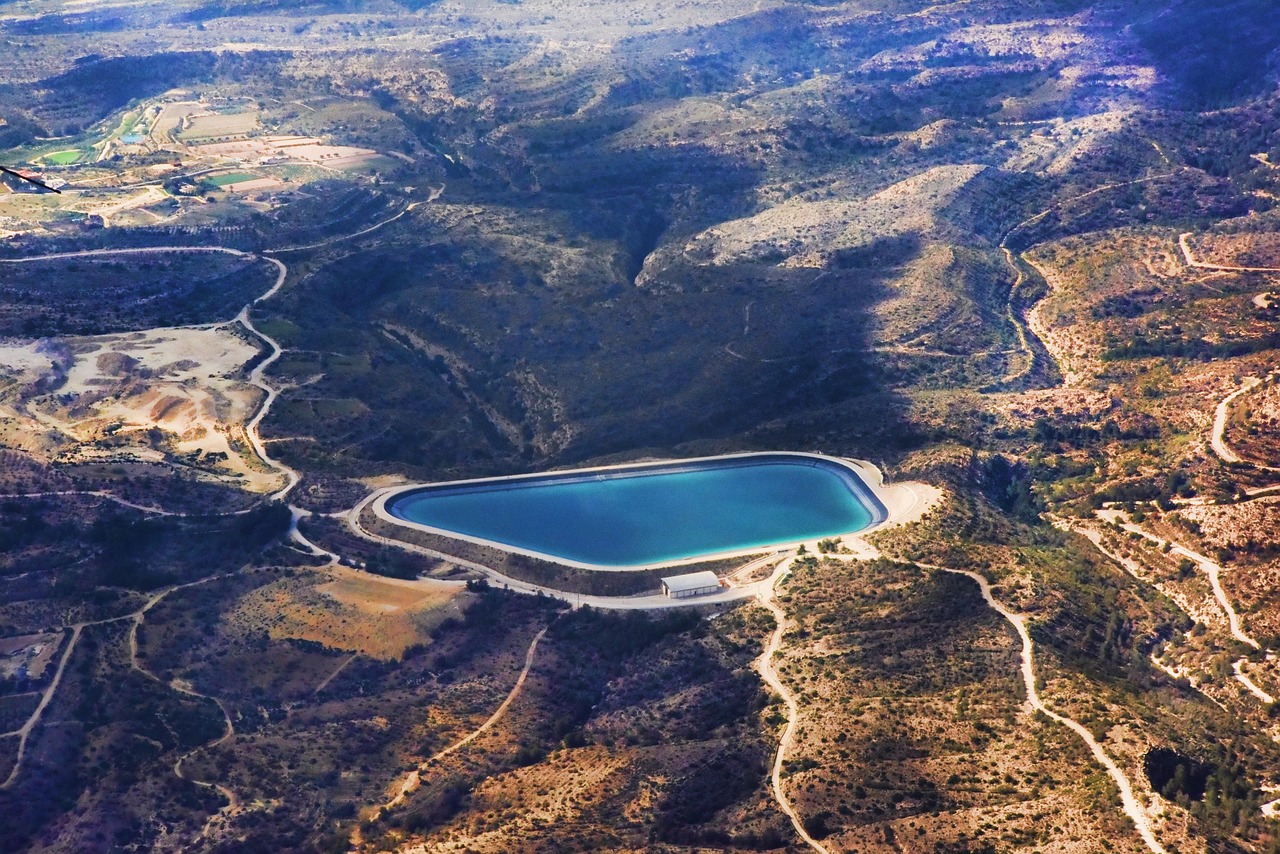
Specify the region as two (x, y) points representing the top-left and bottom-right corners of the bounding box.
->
(1, 0), (1280, 852)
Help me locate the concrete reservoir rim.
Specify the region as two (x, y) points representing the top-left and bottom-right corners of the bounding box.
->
(373, 451), (892, 572)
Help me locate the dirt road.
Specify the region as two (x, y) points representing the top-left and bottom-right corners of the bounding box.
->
(1178, 232), (1280, 273)
(380, 623), (550, 813)
(0, 624), (82, 788)
(922, 563), (1168, 854)
(754, 556), (830, 854)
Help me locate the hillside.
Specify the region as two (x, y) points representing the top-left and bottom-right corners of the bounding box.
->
(1, 0), (1279, 851)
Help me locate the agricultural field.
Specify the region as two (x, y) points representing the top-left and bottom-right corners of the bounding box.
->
(204, 171), (260, 187)
(175, 110), (258, 142)
(40, 149), (83, 165)
(0, 90), (409, 238)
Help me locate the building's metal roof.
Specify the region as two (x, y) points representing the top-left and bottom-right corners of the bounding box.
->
(660, 570), (722, 592)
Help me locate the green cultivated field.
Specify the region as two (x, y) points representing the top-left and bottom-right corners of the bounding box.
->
(43, 150), (84, 165)
(206, 171), (259, 187)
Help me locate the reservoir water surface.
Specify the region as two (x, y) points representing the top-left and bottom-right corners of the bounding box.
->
(383, 454), (885, 568)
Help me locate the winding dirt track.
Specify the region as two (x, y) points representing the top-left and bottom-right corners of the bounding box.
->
(1198, 369), (1280, 812)
(1165, 371), (1280, 701)
(1069, 366), (1280, 818)
(0, 245), (299, 503)
(380, 623), (550, 814)
(1233, 660), (1275, 705)
(753, 548), (1166, 854)
(1178, 232), (1280, 274)
(1, 574), (230, 790)
(0, 490), (176, 515)
(127, 576), (241, 817)
(1197, 373), (1280, 706)
(754, 557), (830, 854)
(1210, 374), (1280, 473)
(997, 245), (1038, 385)
(1114, 520), (1258, 650)
(0, 205), (432, 824)
(1211, 378), (1263, 464)
(1, 185), (432, 507)
(5, 184), (1247, 852)
(0, 245), (252, 265)
(172, 697), (238, 810)
(234, 256), (301, 501)
(919, 563), (1168, 854)
(265, 196), (426, 254)
(995, 168), (1180, 387)
(0, 249), (295, 798)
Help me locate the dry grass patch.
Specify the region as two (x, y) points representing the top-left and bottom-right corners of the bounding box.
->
(318, 572), (461, 615)
(177, 110), (259, 142)
(231, 568), (469, 660)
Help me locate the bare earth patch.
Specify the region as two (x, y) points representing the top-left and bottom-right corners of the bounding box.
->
(0, 326), (281, 490)
(230, 567), (468, 660)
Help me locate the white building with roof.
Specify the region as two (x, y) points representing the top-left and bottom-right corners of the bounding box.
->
(660, 570), (723, 599)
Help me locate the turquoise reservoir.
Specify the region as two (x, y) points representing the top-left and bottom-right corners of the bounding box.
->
(383, 455), (885, 568)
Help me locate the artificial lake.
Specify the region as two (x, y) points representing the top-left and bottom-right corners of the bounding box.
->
(383, 454), (886, 569)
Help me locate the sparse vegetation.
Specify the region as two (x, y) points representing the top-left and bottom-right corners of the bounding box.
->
(1, 0), (1280, 852)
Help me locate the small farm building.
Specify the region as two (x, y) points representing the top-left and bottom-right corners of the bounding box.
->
(660, 571), (723, 599)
